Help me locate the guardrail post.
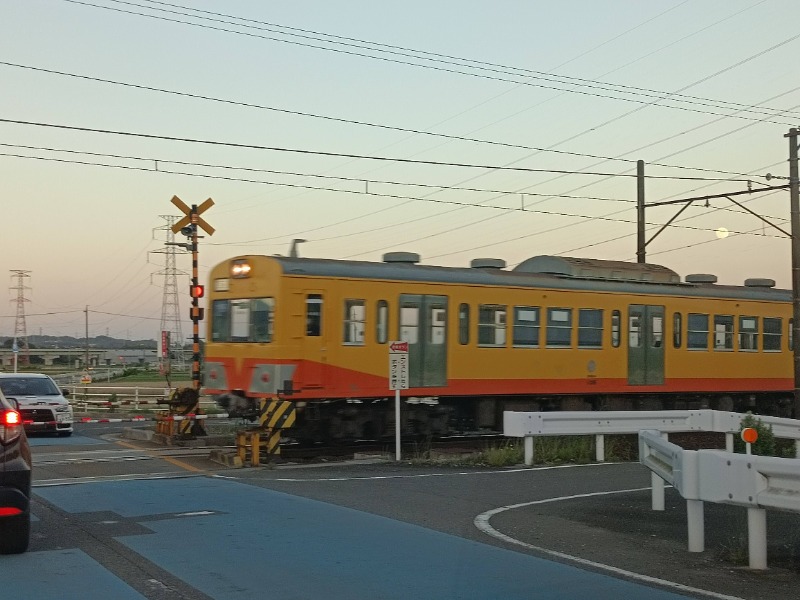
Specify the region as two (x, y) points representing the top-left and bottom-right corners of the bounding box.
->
(748, 508), (768, 569)
(795, 440), (800, 459)
(686, 500), (704, 552)
(726, 433), (734, 453)
(595, 434), (605, 462)
(651, 431), (669, 511)
(524, 436), (534, 466)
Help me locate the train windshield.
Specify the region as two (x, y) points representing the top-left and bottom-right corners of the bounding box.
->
(211, 298), (275, 342)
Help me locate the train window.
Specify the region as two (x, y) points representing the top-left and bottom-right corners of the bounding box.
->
(651, 314), (663, 348)
(400, 306), (419, 344)
(763, 317), (781, 352)
(578, 309), (602, 349)
(211, 300), (230, 342)
(673, 313), (682, 348)
(306, 295), (322, 337)
(478, 304), (507, 346)
(215, 297), (276, 343)
(251, 299), (274, 342)
(687, 313), (709, 350)
(430, 307), (447, 345)
(546, 308), (572, 348)
(628, 311), (642, 348)
(376, 300), (389, 344)
(611, 310), (621, 347)
(513, 306), (539, 347)
(459, 304), (470, 345)
(343, 299), (366, 345)
(739, 316), (758, 351)
(713, 315), (734, 350)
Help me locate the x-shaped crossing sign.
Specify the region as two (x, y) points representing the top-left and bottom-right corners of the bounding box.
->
(170, 195), (215, 235)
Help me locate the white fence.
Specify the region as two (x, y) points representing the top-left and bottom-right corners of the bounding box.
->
(64, 385), (216, 412)
(504, 409), (800, 570)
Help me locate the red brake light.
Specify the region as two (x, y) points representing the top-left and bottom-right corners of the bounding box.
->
(4, 410), (21, 426)
(0, 507), (22, 517)
(0, 409), (23, 443)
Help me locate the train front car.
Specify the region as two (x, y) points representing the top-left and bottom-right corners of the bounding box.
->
(203, 254), (445, 441)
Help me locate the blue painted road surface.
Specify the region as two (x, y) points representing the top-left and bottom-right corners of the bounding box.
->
(10, 476), (693, 600)
(2, 549), (146, 600)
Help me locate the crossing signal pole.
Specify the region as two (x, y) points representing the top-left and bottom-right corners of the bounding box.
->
(171, 195), (215, 393)
(162, 196), (215, 438)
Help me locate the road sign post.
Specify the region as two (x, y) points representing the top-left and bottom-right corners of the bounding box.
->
(389, 341), (409, 461)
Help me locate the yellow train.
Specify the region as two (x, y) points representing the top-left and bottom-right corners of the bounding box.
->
(203, 252), (792, 440)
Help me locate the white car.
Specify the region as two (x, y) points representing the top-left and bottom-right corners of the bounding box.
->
(0, 374), (73, 437)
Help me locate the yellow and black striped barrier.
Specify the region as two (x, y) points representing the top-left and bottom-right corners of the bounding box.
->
(155, 388), (208, 438)
(235, 397), (296, 466)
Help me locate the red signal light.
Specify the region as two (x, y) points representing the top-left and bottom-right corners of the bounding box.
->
(190, 284), (205, 299)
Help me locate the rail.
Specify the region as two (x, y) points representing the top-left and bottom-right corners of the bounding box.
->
(639, 429), (800, 569)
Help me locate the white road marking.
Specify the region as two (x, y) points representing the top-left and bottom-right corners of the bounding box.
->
(474, 489), (745, 600)
(266, 462), (611, 482)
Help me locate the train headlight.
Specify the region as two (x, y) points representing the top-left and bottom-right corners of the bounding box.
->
(231, 259), (252, 278)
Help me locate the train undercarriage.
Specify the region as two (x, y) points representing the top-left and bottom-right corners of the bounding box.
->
(214, 390), (794, 443)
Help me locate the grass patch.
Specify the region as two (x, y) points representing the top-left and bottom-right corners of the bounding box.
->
(411, 435), (637, 467)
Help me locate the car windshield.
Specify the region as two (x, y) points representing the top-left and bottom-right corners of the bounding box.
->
(0, 377), (60, 396)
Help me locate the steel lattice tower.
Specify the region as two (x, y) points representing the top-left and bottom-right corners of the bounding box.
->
(10, 270), (31, 365)
(152, 216), (186, 373)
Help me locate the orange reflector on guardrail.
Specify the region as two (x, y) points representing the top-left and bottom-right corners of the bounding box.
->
(741, 427), (758, 444)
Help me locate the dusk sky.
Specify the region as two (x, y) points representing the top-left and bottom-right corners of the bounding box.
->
(2, 0), (799, 342)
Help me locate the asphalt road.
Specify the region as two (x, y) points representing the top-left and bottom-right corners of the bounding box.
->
(4, 423), (798, 600)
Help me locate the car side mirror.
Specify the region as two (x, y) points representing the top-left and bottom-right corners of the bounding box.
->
(61, 389), (70, 397)
(8, 397), (19, 410)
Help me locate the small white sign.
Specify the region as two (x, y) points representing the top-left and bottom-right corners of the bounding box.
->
(388, 341), (409, 390)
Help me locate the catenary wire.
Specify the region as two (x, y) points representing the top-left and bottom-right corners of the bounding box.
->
(62, 0), (800, 126)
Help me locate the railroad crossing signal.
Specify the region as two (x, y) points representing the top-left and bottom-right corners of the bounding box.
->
(169, 195), (214, 411)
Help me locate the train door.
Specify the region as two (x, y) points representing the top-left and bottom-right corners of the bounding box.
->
(300, 291), (326, 389)
(399, 294), (448, 387)
(627, 304), (665, 385)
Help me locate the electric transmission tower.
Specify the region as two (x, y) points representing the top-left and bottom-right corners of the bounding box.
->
(10, 270), (31, 366)
(151, 216), (187, 373)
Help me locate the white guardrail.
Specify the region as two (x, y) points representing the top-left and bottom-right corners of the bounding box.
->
(504, 409), (800, 570)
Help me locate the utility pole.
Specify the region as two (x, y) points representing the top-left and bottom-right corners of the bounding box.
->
(636, 160), (646, 263)
(787, 128), (800, 418)
(85, 305), (89, 371)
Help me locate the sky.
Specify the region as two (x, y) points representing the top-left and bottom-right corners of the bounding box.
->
(2, 0), (800, 342)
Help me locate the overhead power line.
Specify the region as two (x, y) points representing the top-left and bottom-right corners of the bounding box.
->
(64, 0), (800, 125)
(0, 60), (768, 181)
(0, 118), (758, 181)
(0, 149), (785, 243)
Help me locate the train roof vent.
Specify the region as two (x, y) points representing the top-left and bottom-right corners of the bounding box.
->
(470, 258), (506, 269)
(685, 274), (718, 284)
(513, 255), (680, 283)
(382, 252), (420, 264)
(744, 278), (776, 288)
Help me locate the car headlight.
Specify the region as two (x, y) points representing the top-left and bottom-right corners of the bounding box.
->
(55, 404), (71, 413)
